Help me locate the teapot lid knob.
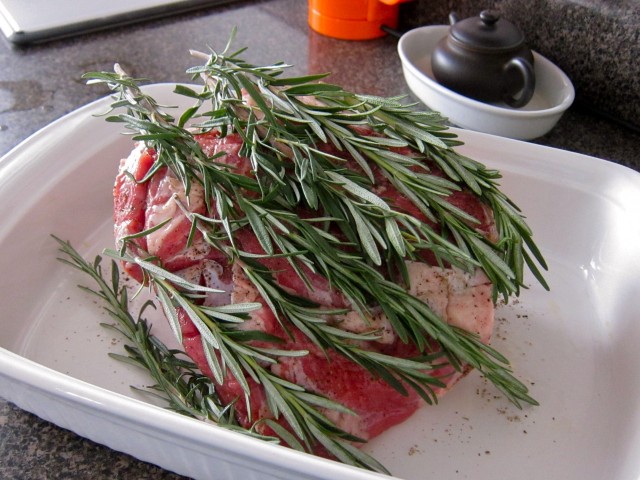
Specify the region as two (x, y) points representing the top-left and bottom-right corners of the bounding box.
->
(479, 10), (500, 27)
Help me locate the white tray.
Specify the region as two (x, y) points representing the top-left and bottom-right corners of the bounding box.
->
(1, 84), (639, 480)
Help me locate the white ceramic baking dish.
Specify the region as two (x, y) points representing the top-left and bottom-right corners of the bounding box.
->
(1, 84), (639, 480)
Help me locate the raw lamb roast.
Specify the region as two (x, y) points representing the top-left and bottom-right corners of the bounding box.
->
(113, 128), (496, 446)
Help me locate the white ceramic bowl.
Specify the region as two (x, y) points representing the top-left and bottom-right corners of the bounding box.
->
(398, 25), (575, 140)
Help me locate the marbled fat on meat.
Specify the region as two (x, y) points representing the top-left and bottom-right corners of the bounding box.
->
(113, 130), (496, 447)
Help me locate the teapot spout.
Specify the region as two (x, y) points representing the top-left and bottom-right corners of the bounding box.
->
(448, 12), (459, 25)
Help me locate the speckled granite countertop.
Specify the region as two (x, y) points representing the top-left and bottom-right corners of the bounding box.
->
(0, 1), (638, 479)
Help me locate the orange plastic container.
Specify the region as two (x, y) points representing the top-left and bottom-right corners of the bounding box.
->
(308, 0), (412, 40)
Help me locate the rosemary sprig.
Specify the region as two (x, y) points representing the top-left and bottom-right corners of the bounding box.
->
(76, 33), (547, 472)
(53, 236), (246, 426)
(186, 36), (548, 300)
(175, 198), (536, 407)
(54, 236), (390, 473)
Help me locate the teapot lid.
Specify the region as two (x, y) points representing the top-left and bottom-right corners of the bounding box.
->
(450, 10), (525, 51)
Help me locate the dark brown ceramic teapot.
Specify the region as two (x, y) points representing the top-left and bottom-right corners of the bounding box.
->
(431, 10), (536, 108)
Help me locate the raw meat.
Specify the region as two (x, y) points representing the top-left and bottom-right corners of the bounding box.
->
(113, 128), (496, 447)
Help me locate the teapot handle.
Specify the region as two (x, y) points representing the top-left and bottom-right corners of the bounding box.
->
(503, 57), (536, 108)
